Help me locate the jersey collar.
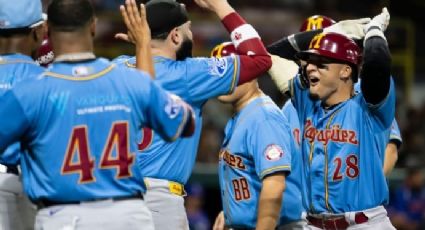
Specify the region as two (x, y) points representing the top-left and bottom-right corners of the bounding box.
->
(0, 53), (35, 63)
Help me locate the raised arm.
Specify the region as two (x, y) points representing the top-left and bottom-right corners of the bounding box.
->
(118, 0), (155, 78)
(267, 30), (324, 60)
(194, 0), (272, 85)
(360, 8), (391, 105)
(267, 18), (370, 60)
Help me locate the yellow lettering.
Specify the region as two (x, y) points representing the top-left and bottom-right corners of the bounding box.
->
(309, 33), (326, 49)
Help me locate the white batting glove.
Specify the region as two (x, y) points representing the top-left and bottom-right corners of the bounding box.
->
(268, 55), (299, 94)
(365, 7), (390, 33)
(324, 18), (371, 40)
(364, 7), (390, 44)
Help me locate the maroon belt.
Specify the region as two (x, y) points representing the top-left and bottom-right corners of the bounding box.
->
(307, 212), (368, 230)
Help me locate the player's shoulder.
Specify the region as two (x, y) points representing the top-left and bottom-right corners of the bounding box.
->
(111, 55), (134, 66)
(0, 55), (44, 79)
(281, 99), (296, 112)
(245, 96), (286, 124)
(113, 62), (152, 84)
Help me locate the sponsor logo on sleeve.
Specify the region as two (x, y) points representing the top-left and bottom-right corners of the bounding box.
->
(208, 57), (228, 77)
(165, 94), (182, 119)
(264, 144), (284, 161)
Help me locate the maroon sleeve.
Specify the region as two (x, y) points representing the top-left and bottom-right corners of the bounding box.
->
(221, 13), (272, 85)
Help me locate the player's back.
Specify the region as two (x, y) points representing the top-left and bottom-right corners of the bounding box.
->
(0, 54), (43, 95)
(113, 55), (239, 184)
(7, 58), (180, 202)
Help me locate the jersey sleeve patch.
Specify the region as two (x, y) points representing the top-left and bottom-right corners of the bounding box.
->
(208, 57), (228, 77)
(264, 144), (284, 161)
(164, 94), (183, 119)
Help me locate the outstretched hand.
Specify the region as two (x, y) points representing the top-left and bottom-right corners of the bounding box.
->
(115, 0), (151, 46)
(324, 18), (371, 40)
(116, 0), (155, 78)
(365, 7), (390, 33)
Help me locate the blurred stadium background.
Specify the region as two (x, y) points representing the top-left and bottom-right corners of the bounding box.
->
(42, 0), (425, 229)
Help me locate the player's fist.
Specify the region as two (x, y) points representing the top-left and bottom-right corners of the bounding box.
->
(364, 7), (390, 33)
(324, 18), (371, 40)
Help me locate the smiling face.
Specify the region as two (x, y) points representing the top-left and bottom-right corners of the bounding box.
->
(303, 55), (354, 103)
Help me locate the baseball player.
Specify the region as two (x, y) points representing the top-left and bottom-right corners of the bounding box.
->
(0, 0), (195, 229)
(0, 0), (46, 229)
(211, 42), (307, 230)
(272, 14), (402, 177)
(113, 0), (272, 229)
(270, 8), (397, 229)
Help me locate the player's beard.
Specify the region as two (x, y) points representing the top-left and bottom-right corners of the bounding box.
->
(176, 38), (193, 61)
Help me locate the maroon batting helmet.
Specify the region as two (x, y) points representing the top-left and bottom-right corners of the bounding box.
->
(35, 36), (54, 67)
(296, 32), (361, 66)
(210, 42), (237, 58)
(299, 15), (336, 32)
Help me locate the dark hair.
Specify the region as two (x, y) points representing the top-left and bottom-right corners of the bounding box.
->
(0, 28), (32, 37)
(47, 0), (95, 32)
(145, 0), (188, 39)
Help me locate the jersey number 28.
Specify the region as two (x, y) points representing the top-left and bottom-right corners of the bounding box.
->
(61, 122), (134, 183)
(332, 154), (359, 181)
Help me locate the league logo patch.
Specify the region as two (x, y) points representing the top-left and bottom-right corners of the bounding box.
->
(208, 57), (228, 77)
(264, 144), (284, 161)
(165, 94), (182, 119)
(233, 32), (242, 41)
(72, 66), (93, 77)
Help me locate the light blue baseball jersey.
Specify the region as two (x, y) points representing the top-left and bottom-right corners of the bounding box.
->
(282, 100), (302, 150)
(354, 81), (402, 146)
(389, 119), (402, 146)
(113, 55), (239, 184)
(0, 58), (191, 202)
(289, 75), (396, 213)
(218, 96), (303, 228)
(0, 54), (44, 166)
(281, 100), (310, 211)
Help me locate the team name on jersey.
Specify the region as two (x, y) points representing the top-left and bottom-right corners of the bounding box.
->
(304, 120), (358, 145)
(219, 149), (246, 170)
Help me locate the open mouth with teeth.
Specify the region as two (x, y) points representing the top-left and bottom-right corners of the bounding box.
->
(309, 76), (320, 86)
